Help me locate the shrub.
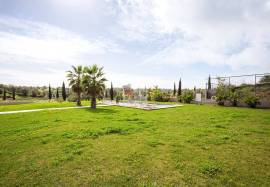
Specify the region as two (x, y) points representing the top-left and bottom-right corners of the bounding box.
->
(228, 89), (240, 106)
(181, 90), (194, 103)
(177, 95), (182, 102)
(148, 86), (170, 102)
(215, 79), (229, 105)
(161, 92), (170, 102)
(115, 94), (123, 103)
(147, 95), (151, 101)
(244, 95), (260, 108)
(67, 94), (77, 102)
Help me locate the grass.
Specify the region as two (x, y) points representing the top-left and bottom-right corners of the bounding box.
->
(0, 103), (269, 186)
(0, 100), (90, 112)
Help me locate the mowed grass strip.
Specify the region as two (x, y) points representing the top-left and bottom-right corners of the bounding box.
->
(0, 104), (269, 186)
(0, 101), (91, 112)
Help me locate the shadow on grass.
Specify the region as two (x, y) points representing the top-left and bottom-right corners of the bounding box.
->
(81, 107), (118, 114)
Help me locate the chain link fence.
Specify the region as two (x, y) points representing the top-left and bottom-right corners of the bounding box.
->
(203, 73), (270, 108)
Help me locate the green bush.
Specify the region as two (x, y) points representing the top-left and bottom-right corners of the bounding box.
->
(215, 79), (229, 105)
(228, 89), (240, 106)
(177, 95), (182, 102)
(149, 86), (162, 101)
(115, 94), (123, 103)
(181, 90), (194, 103)
(148, 86), (171, 102)
(67, 94), (77, 102)
(244, 95), (260, 108)
(161, 93), (170, 102)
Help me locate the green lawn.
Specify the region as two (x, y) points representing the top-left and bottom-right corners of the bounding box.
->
(0, 101), (90, 112)
(0, 104), (269, 186)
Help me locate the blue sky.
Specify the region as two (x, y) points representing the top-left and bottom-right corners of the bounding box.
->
(0, 0), (270, 88)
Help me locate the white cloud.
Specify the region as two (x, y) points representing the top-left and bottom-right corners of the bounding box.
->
(115, 0), (270, 70)
(0, 16), (121, 65)
(0, 68), (66, 87)
(49, 0), (98, 8)
(1, 1), (270, 88)
(0, 15), (123, 87)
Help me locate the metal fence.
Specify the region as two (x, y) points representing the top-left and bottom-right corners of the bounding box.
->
(204, 73), (270, 107)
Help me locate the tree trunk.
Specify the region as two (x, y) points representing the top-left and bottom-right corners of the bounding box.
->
(91, 97), (96, 109)
(77, 91), (81, 106)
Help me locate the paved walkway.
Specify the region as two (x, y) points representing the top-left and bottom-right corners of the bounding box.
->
(0, 105), (108, 115)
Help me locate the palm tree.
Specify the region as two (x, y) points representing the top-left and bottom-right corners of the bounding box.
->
(67, 65), (83, 106)
(83, 64), (107, 109)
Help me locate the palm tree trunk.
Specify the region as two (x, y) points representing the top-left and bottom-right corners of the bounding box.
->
(77, 91), (81, 106)
(91, 97), (96, 109)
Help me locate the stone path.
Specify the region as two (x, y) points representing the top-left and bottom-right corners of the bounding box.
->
(0, 105), (108, 115)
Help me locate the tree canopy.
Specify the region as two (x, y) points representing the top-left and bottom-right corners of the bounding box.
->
(67, 65), (84, 106)
(83, 64), (107, 109)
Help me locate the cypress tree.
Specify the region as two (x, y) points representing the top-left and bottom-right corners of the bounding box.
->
(177, 79), (182, 97)
(207, 75), (211, 99)
(56, 88), (59, 99)
(62, 82), (67, 101)
(173, 82), (176, 96)
(3, 89), (6, 100)
(48, 84), (52, 100)
(208, 75), (211, 90)
(110, 82), (114, 100)
(12, 87), (16, 100)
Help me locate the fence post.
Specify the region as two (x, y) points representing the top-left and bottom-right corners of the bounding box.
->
(254, 74), (257, 95)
